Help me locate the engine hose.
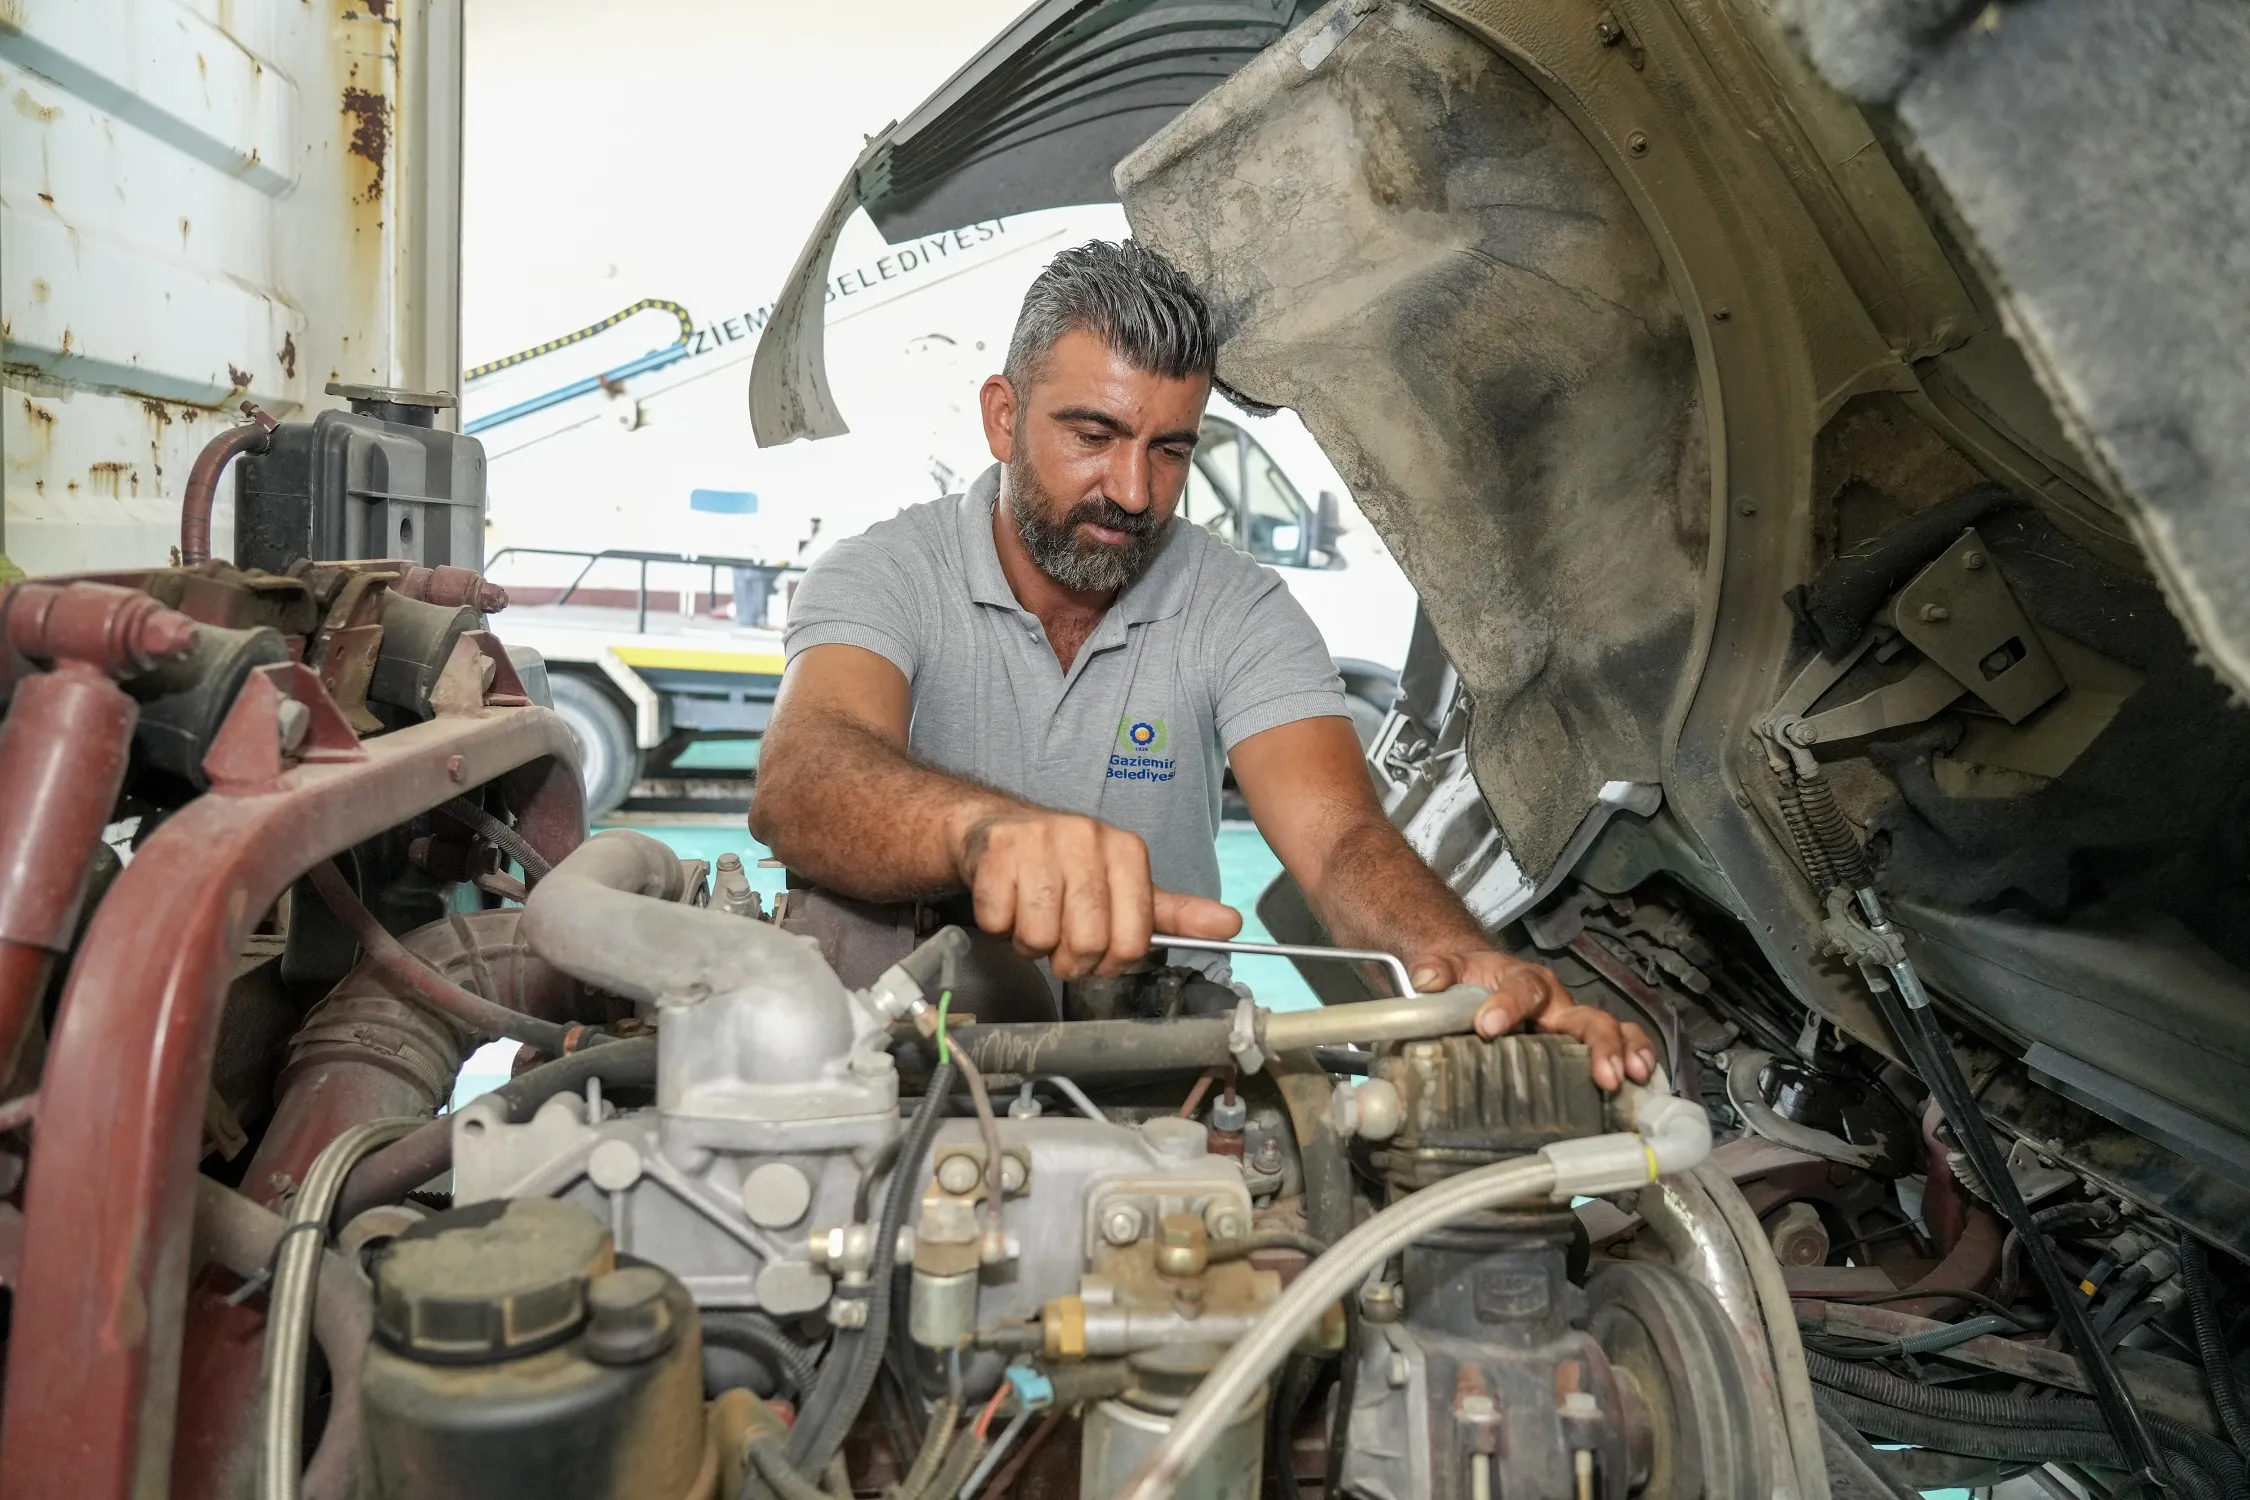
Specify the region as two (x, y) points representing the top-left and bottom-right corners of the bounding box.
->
(1813, 1396), (1922, 1500)
(1112, 1075), (1710, 1499)
(440, 797), (554, 882)
(1812, 1388), (2224, 1500)
(2181, 1239), (2250, 1456)
(260, 1117), (426, 1500)
(308, 860), (586, 1054)
(703, 1311), (821, 1401)
(738, 1391), (836, 1500)
(1998, 1202), (2115, 1306)
(893, 1395), (961, 1500)
(1806, 1351), (2249, 1500)
(911, 1423), (990, 1500)
(333, 1037), (658, 1223)
(1691, 1161), (1832, 1500)
(2092, 1263), (2154, 1333)
(784, 1060), (957, 1477)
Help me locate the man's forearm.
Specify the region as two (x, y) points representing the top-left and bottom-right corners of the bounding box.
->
(748, 706), (1024, 901)
(1302, 815), (1488, 959)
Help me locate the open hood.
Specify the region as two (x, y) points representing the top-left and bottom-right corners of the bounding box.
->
(747, 0), (1318, 446)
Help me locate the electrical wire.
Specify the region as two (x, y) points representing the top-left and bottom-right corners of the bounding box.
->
(949, 1031), (1007, 1249)
(258, 1116), (424, 1500)
(778, 1060), (956, 1482)
(1807, 1351), (2247, 1500)
(983, 1409), (1066, 1499)
(2181, 1238), (2250, 1455)
(1208, 1230), (1330, 1262)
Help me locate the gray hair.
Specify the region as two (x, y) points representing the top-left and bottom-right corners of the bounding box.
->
(1002, 239), (1216, 393)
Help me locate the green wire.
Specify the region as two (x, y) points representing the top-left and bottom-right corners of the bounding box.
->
(936, 987), (953, 1064)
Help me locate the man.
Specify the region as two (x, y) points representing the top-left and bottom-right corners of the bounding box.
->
(750, 241), (1655, 1090)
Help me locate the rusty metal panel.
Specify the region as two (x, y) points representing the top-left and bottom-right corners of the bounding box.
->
(0, 0), (463, 574)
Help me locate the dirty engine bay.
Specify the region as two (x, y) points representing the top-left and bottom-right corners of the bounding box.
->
(0, 385), (2247, 1500)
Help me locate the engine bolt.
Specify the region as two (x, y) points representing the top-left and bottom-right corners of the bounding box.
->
(1963, 551), (1986, 571)
(1101, 1205), (1145, 1246)
(998, 1154), (1028, 1195)
(935, 1153), (981, 1195)
(1205, 1204), (1248, 1243)
(1919, 603), (1950, 623)
(1155, 1212), (1209, 1277)
(1361, 1280), (1405, 1325)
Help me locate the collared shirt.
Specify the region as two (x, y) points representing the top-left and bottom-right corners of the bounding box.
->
(782, 465), (1347, 962)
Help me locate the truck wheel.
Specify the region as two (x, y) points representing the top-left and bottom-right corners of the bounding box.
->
(550, 673), (639, 818)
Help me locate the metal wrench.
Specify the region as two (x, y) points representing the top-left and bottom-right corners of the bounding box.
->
(1152, 934), (1417, 998)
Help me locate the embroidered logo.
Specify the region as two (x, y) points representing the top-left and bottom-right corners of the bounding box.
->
(1109, 715), (1176, 783)
(1117, 717), (1168, 753)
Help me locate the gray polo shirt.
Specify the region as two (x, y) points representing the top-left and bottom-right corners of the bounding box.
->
(783, 465), (1347, 950)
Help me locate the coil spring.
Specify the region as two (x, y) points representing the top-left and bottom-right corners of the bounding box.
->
(1772, 762), (1870, 892)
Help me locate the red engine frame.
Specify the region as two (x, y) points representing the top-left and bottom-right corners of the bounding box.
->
(0, 664), (583, 1499)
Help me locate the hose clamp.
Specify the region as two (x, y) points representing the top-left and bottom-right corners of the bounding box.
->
(1228, 998), (1267, 1076)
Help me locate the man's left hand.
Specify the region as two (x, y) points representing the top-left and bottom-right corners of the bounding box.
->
(1407, 950), (1658, 1092)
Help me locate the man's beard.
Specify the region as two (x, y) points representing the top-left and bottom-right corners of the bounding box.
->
(1006, 456), (1164, 593)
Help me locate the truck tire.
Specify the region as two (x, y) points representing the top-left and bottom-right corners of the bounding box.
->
(550, 672), (639, 818)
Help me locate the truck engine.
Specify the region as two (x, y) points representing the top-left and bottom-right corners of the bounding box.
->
(4, 390), (2243, 1500)
(0, 402), (1790, 1500)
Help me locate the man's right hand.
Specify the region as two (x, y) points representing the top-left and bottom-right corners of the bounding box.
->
(952, 806), (1241, 978)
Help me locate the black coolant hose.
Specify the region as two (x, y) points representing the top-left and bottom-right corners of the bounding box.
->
(702, 1311), (820, 1403)
(2182, 1239), (2250, 1455)
(1807, 1351), (2248, 1500)
(779, 1059), (957, 1480)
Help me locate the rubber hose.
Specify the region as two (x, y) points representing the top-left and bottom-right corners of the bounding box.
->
(1114, 1156), (1560, 1500)
(334, 1037), (658, 1223)
(703, 1311), (820, 1401)
(1998, 1202), (2113, 1306)
(788, 1061), (956, 1473)
(260, 1117), (425, 1500)
(195, 1180), (372, 1500)
(1693, 1161), (1832, 1500)
(893, 1396), (961, 1500)
(912, 1425), (989, 1500)
(309, 860), (583, 1054)
(2091, 1263), (2153, 1333)
(1814, 1388), (2223, 1500)
(2181, 1239), (2250, 1456)
(1807, 1352), (2249, 1500)
(1813, 1396), (1923, 1500)
(441, 797), (554, 882)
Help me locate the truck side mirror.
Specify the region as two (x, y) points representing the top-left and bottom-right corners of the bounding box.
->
(1314, 490), (1346, 567)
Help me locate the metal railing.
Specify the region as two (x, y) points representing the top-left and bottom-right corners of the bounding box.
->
(485, 547), (788, 634)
